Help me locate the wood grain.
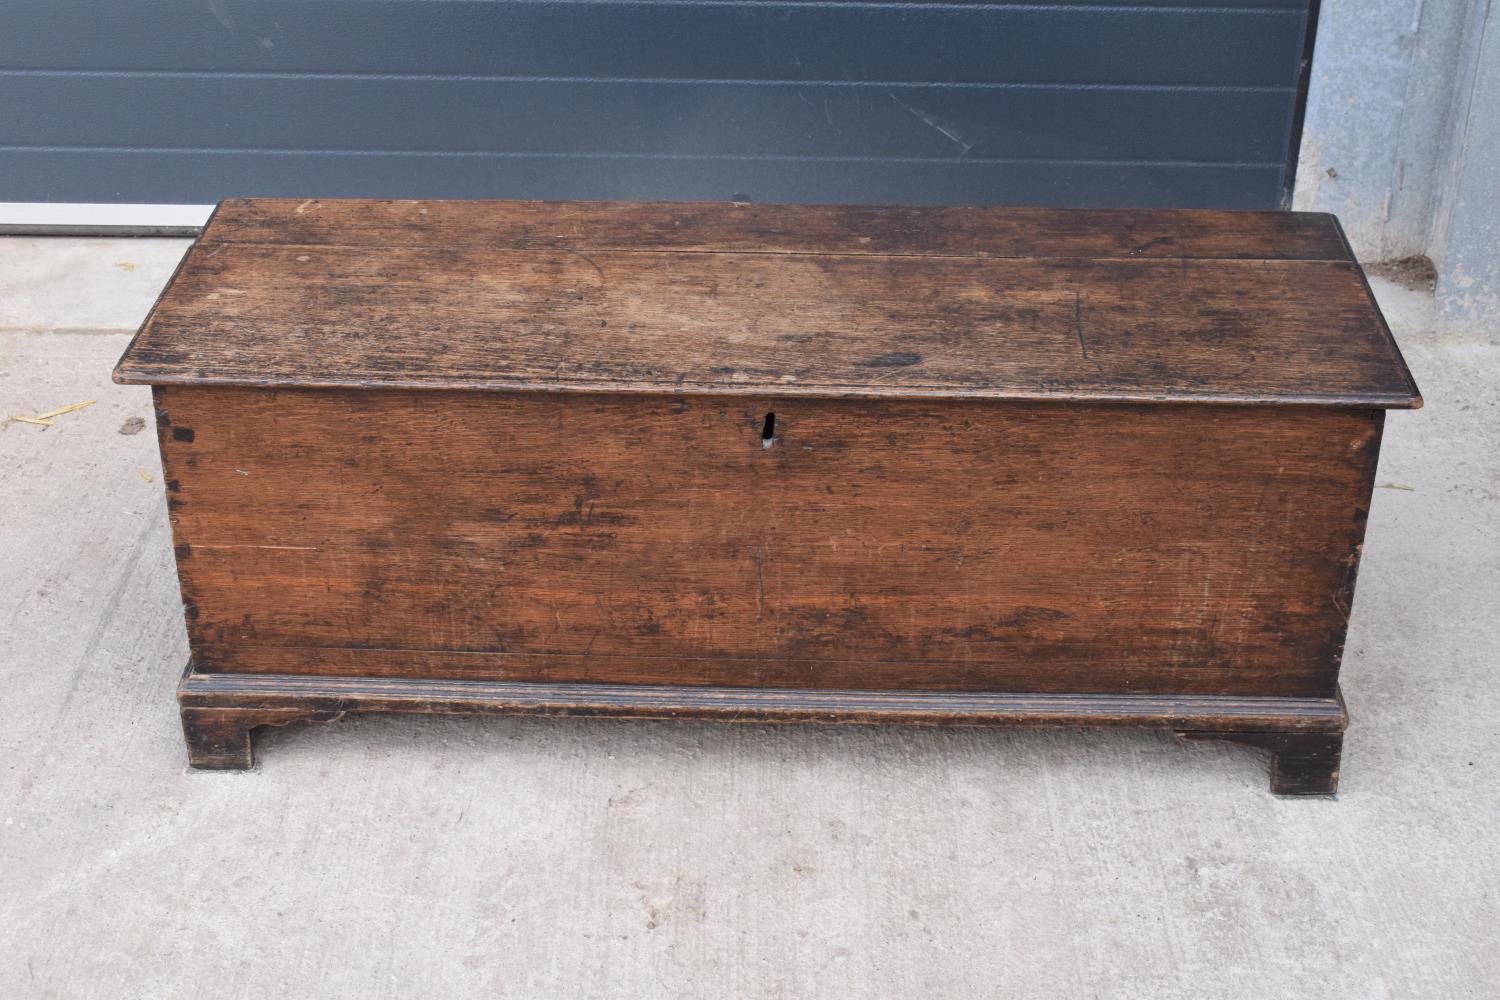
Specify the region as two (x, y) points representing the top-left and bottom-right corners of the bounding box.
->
(157, 386), (1381, 699)
(125, 199), (1411, 791)
(117, 244), (1420, 407)
(180, 668), (1348, 732)
(198, 199), (1352, 261)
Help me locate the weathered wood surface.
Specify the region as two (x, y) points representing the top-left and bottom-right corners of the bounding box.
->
(115, 201), (1420, 409)
(157, 386), (1381, 699)
(198, 199), (1353, 260)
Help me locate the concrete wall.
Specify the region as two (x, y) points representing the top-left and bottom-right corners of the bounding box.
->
(1296, 0), (1499, 322)
(1430, 1), (1500, 321)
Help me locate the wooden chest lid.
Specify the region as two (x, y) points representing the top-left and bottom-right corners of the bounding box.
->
(115, 199), (1421, 408)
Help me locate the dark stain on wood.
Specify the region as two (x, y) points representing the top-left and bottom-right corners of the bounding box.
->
(856, 352), (923, 368)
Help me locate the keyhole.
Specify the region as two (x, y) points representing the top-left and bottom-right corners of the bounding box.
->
(760, 411), (776, 448)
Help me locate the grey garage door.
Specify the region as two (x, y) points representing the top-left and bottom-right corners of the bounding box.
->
(0, 0), (1317, 208)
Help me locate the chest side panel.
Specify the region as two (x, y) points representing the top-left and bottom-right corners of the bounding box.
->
(157, 387), (1379, 697)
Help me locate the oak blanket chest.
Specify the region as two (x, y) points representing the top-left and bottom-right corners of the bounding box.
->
(115, 199), (1421, 793)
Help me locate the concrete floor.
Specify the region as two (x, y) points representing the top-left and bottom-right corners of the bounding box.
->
(1, 237), (1496, 999)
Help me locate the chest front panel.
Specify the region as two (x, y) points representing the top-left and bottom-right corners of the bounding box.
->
(158, 385), (1379, 698)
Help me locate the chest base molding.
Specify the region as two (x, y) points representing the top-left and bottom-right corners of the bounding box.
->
(178, 664), (1346, 794)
